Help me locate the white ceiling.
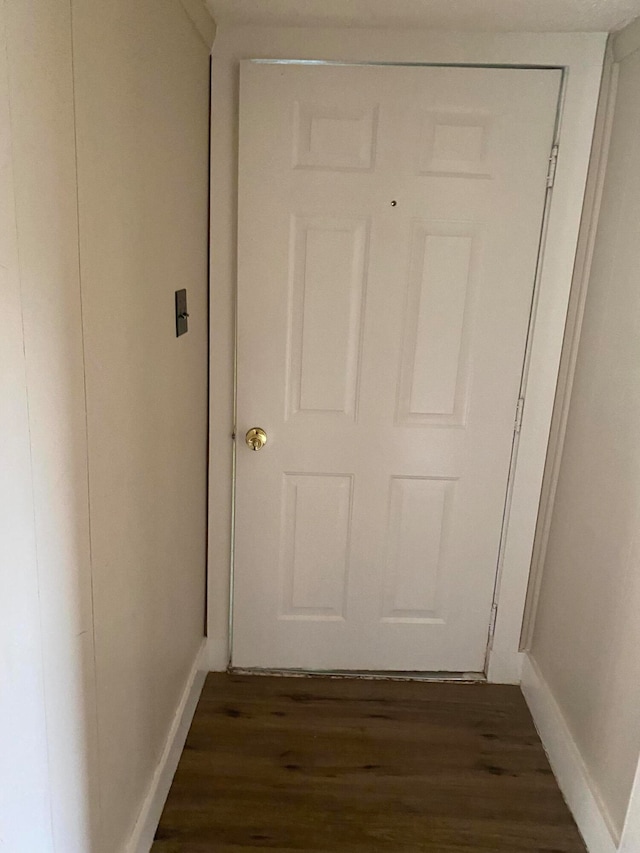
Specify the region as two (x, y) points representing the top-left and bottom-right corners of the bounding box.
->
(206, 0), (640, 33)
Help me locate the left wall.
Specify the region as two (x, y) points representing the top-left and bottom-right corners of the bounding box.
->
(71, 0), (213, 849)
(1, 1), (214, 850)
(1, 1), (99, 850)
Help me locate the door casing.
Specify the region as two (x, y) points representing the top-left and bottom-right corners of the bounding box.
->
(206, 27), (607, 683)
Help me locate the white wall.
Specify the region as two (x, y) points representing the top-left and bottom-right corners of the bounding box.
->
(1, 5), (56, 849)
(70, 0), (212, 849)
(530, 20), (640, 841)
(1, 1), (213, 850)
(1, 1), (100, 850)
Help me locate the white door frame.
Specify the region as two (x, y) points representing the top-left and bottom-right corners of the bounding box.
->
(207, 27), (607, 682)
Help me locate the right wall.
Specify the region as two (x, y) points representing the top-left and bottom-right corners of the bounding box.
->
(530, 19), (640, 841)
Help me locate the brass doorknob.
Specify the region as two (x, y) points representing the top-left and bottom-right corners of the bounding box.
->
(245, 427), (267, 451)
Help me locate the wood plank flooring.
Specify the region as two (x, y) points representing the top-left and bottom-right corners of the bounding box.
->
(152, 673), (586, 852)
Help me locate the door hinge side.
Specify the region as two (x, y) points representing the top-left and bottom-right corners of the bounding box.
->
(514, 397), (525, 434)
(546, 143), (559, 188)
(488, 602), (498, 648)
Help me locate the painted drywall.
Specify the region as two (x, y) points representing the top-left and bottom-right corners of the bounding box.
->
(530, 26), (640, 840)
(2, 1), (211, 848)
(1, 1), (100, 851)
(207, 26), (606, 672)
(1, 5), (55, 850)
(70, 0), (212, 849)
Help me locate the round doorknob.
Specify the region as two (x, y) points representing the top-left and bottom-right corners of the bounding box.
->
(245, 427), (267, 451)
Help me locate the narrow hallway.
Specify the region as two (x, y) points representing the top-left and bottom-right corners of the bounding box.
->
(153, 674), (585, 851)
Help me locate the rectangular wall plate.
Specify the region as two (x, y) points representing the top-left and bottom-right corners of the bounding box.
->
(175, 289), (188, 337)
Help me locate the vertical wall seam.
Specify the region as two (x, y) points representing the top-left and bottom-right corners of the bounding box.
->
(67, 0), (104, 844)
(204, 52), (212, 638)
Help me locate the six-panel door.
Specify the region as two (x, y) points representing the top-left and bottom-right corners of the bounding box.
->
(233, 62), (561, 672)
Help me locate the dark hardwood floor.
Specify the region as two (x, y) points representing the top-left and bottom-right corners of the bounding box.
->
(152, 673), (586, 852)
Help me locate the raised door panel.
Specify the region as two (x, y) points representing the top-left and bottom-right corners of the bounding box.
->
(293, 101), (379, 171)
(419, 111), (493, 179)
(397, 222), (480, 426)
(382, 477), (456, 622)
(286, 216), (368, 419)
(279, 473), (353, 620)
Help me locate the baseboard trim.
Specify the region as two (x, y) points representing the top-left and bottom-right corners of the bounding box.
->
(620, 757), (640, 851)
(123, 639), (208, 853)
(521, 654), (618, 853)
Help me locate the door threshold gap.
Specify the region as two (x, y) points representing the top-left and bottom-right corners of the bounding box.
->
(228, 667), (486, 683)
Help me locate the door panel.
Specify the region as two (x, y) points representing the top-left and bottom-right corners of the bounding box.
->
(280, 473), (353, 620)
(233, 62), (561, 672)
(399, 222), (479, 425)
(383, 476), (455, 620)
(287, 216), (368, 419)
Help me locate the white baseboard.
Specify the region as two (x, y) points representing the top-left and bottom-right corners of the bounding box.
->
(620, 757), (640, 852)
(521, 654), (618, 853)
(123, 639), (208, 853)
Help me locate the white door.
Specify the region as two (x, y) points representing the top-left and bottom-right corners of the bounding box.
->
(233, 62), (561, 672)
